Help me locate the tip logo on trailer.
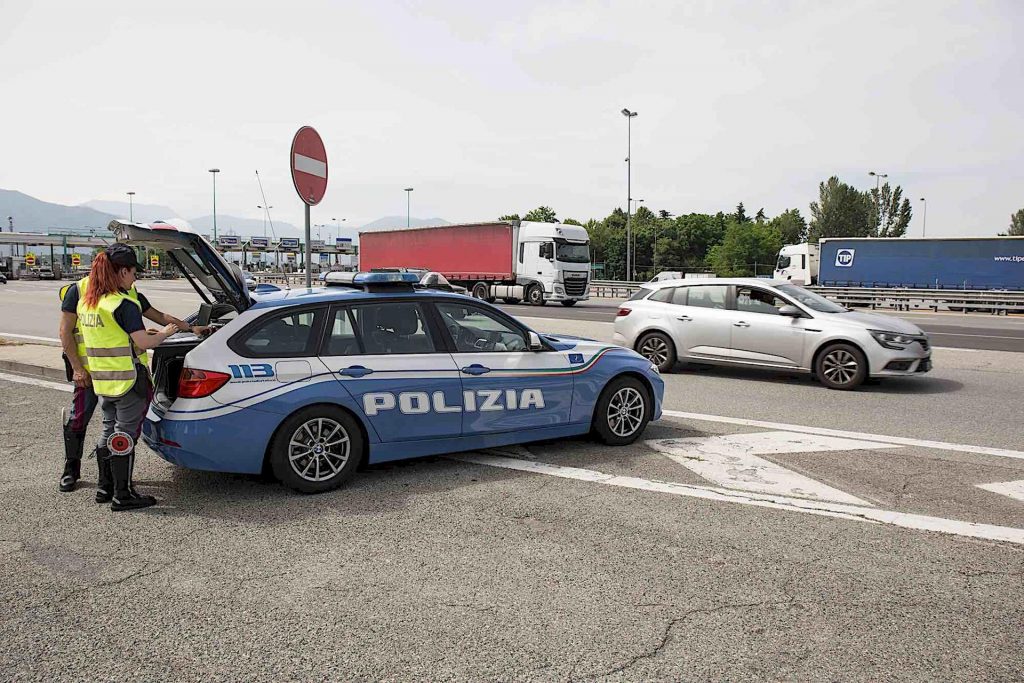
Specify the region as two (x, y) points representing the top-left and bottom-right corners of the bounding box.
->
(835, 249), (856, 267)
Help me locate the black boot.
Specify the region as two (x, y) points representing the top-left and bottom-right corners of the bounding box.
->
(110, 451), (156, 512)
(95, 446), (113, 503)
(59, 426), (84, 492)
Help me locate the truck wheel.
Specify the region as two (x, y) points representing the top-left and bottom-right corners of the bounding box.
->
(591, 375), (651, 446)
(269, 406), (363, 493)
(502, 297), (521, 305)
(471, 282), (489, 300)
(560, 300), (577, 307)
(815, 343), (868, 390)
(527, 284), (546, 306)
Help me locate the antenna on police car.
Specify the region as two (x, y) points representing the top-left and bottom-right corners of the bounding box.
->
(255, 170), (278, 241)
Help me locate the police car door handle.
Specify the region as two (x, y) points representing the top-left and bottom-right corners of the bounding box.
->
(733, 321), (750, 328)
(461, 364), (491, 375)
(676, 315), (692, 322)
(338, 365), (373, 378)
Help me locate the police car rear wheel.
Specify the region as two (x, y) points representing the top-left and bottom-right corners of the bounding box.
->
(270, 407), (362, 493)
(592, 376), (650, 446)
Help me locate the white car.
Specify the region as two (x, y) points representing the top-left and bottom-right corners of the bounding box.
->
(614, 278), (932, 390)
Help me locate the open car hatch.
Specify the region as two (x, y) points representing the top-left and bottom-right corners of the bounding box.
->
(108, 220), (252, 313)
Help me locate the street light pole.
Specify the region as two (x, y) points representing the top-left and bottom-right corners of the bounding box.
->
(868, 170), (887, 234)
(209, 168), (220, 242)
(404, 188), (414, 227)
(630, 198), (644, 275)
(621, 108), (638, 280)
(919, 198), (927, 237)
(257, 205), (272, 238)
(126, 191), (135, 222)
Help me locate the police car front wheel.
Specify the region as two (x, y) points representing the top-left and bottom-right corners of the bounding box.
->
(269, 406), (363, 493)
(592, 376), (651, 446)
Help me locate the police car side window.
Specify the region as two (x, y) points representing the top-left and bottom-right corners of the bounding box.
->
(436, 303), (527, 353)
(351, 303), (436, 355)
(323, 307), (363, 356)
(239, 308), (322, 357)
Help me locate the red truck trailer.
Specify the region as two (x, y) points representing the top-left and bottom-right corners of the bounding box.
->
(359, 221), (592, 306)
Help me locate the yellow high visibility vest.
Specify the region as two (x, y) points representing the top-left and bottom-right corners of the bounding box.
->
(77, 289), (146, 397)
(60, 278), (147, 371)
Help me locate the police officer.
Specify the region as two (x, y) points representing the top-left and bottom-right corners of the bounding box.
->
(57, 255), (195, 499)
(75, 244), (181, 510)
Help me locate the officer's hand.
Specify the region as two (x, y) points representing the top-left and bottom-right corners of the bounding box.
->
(191, 325), (212, 337)
(73, 368), (91, 388)
(167, 315), (188, 330)
(161, 322), (181, 337)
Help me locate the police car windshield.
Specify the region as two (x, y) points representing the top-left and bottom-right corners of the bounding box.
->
(775, 284), (847, 313)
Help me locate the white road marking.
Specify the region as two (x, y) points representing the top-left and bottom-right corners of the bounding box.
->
(457, 454), (1024, 545)
(976, 480), (1024, 504)
(0, 332), (61, 343)
(293, 153), (327, 178)
(931, 346), (981, 352)
(661, 410), (1024, 461)
(0, 372), (71, 392)
(647, 432), (885, 505)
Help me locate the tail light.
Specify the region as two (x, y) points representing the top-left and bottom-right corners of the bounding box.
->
(178, 368), (231, 398)
(616, 307), (631, 317)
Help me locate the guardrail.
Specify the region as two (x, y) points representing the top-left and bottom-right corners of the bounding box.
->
(588, 279), (1024, 315)
(252, 274), (1023, 314)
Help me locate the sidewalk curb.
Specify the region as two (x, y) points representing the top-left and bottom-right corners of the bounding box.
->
(0, 359), (67, 382)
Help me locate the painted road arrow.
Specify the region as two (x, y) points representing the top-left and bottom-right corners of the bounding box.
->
(646, 431), (897, 506)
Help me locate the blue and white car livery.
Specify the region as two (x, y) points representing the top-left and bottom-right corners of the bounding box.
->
(110, 221), (664, 493)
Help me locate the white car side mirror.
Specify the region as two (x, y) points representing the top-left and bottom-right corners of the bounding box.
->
(528, 331), (544, 351)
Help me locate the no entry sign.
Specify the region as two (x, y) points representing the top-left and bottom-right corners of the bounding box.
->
(290, 126), (328, 206)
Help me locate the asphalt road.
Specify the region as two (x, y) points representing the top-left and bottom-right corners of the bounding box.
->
(1, 305), (1023, 679)
(3, 279), (1022, 353)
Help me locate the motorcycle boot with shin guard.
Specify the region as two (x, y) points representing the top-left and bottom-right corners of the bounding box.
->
(59, 418), (84, 493)
(109, 449), (156, 512)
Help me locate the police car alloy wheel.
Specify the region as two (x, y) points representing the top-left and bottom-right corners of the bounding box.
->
(592, 376), (650, 446)
(269, 406), (363, 493)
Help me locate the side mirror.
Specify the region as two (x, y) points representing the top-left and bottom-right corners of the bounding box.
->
(778, 305), (803, 318)
(528, 331), (544, 351)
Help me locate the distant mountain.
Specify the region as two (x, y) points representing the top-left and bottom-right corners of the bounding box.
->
(82, 199), (182, 223)
(359, 216), (451, 231)
(189, 214), (304, 239)
(0, 189), (117, 232)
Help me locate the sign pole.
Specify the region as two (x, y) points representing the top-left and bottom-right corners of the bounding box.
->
(305, 202), (312, 288)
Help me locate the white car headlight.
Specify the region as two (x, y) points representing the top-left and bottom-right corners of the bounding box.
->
(869, 329), (920, 350)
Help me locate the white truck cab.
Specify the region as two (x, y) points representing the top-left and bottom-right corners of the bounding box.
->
(496, 221), (591, 306)
(774, 242), (819, 285)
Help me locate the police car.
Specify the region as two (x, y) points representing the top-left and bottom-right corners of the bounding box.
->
(110, 221), (664, 493)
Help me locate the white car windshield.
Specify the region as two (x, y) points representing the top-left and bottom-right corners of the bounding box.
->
(776, 283), (847, 313)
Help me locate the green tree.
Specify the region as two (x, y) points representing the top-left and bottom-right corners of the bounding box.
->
(754, 208), (767, 223)
(734, 202), (750, 223)
(523, 206), (558, 223)
(708, 221), (783, 277)
(770, 208), (808, 244)
(562, 218), (583, 226)
(868, 183), (912, 237)
(1009, 208), (1024, 236)
(808, 176), (872, 242)
(498, 213), (520, 221)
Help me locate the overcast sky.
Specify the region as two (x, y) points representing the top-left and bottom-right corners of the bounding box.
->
(1, 0), (1021, 237)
